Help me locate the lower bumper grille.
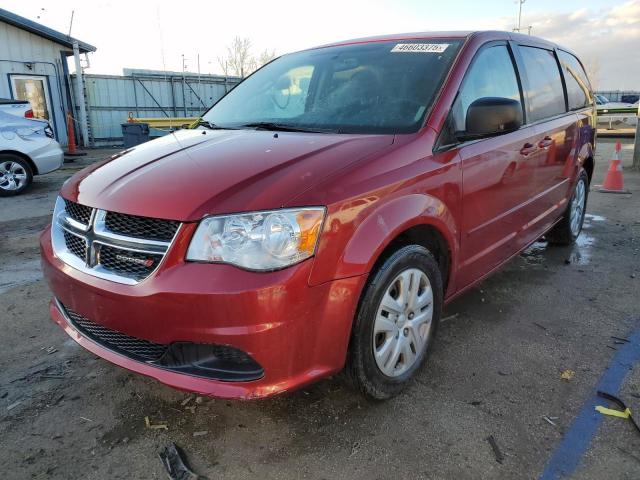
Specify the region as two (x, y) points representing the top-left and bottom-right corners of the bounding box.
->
(64, 305), (167, 361)
(59, 302), (265, 382)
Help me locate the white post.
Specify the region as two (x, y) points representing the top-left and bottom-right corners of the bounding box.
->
(633, 102), (640, 169)
(516, 0), (526, 32)
(72, 41), (90, 147)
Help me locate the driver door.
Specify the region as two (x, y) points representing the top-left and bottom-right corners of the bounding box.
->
(451, 43), (540, 288)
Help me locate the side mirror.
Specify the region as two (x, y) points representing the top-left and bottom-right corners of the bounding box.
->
(462, 97), (522, 140)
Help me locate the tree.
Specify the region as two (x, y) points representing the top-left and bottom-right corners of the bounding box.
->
(257, 49), (276, 68)
(217, 38), (276, 77)
(225, 37), (254, 77)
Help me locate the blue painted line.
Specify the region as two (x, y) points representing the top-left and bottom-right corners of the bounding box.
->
(539, 319), (640, 480)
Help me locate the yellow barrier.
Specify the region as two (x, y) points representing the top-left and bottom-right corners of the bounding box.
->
(127, 114), (198, 130)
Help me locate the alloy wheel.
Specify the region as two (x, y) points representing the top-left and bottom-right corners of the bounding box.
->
(0, 161), (28, 191)
(570, 178), (586, 236)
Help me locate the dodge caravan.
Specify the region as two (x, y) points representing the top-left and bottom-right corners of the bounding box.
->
(41, 31), (595, 399)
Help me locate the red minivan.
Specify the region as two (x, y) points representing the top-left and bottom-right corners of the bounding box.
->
(41, 31), (595, 399)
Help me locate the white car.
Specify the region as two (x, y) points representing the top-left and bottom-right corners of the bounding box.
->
(0, 99), (64, 196)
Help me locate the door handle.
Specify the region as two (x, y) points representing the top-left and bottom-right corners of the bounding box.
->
(538, 136), (554, 149)
(519, 142), (536, 156)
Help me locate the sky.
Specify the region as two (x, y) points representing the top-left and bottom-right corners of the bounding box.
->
(2, 0), (639, 89)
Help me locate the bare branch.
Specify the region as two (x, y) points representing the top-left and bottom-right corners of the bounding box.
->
(217, 56), (229, 76)
(257, 49), (277, 68)
(217, 37), (276, 77)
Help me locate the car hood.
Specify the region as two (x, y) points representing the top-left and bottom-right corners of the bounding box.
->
(62, 129), (393, 221)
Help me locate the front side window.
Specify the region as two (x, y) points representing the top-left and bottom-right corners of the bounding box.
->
(558, 51), (592, 110)
(202, 40), (463, 134)
(451, 45), (521, 133)
(519, 47), (566, 122)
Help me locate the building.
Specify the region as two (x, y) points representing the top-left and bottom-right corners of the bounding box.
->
(0, 8), (240, 148)
(0, 8), (95, 146)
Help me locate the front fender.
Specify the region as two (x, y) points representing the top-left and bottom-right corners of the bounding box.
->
(309, 193), (459, 288)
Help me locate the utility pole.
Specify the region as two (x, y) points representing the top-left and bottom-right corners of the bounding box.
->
(67, 10), (74, 37)
(197, 53), (202, 107)
(72, 41), (89, 147)
(516, 0), (526, 32)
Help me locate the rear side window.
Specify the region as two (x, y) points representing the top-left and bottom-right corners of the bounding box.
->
(558, 51), (592, 110)
(519, 47), (566, 121)
(451, 45), (521, 132)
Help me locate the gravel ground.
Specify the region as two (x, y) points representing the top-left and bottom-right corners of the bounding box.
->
(1, 139), (639, 479)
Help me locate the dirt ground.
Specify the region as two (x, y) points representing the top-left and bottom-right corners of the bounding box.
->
(1, 139), (639, 480)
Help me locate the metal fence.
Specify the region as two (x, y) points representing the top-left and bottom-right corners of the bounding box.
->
(73, 69), (241, 147)
(74, 80), (636, 147)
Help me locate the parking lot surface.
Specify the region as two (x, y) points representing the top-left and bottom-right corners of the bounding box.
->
(1, 139), (639, 479)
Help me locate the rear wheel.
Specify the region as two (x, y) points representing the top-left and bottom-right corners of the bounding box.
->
(346, 245), (443, 400)
(0, 154), (33, 196)
(547, 169), (589, 245)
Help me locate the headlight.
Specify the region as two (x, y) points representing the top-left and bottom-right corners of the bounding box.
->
(186, 208), (325, 271)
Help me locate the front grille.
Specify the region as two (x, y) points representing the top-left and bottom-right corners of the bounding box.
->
(64, 199), (92, 225)
(64, 305), (167, 361)
(64, 230), (87, 260)
(98, 244), (163, 281)
(54, 197), (181, 284)
(105, 211), (180, 242)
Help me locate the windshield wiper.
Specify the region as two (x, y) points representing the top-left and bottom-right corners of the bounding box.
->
(238, 122), (336, 133)
(197, 120), (237, 130)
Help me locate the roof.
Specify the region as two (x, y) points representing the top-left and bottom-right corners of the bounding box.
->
(0, 8), (96, 53)
(314, 31), (474, 49)
(313, 30), (560, 51)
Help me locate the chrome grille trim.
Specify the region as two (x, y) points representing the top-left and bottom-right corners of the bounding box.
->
(51, 197), (181, 285)
(63, 199), (92, 226)
(93, 209), (171, 249)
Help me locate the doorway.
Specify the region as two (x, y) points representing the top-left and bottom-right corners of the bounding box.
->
(9, 74), (55, 131)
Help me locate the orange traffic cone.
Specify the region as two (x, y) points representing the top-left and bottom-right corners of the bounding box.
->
(65, 112), (86, 158)
(66, 113), (77, 154)
(599, 142), (630, 194)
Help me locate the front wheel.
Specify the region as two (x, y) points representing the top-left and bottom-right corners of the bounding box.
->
(0, 154), (33, 196)
(547, 169), (589, 245)
(346, 245), (443, 400)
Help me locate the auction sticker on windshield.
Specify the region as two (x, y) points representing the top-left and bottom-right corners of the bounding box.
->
(391, 43), (449, 53)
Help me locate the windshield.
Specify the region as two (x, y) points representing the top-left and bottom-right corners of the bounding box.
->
(202, 40), (462, 134)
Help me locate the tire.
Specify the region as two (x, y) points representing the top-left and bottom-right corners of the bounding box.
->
(0, 154), (33, 196)
(346, 245), (443, 400)
(546, 169), (589, 245)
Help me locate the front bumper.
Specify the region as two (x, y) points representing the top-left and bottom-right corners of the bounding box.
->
(41, 226), (365, 399)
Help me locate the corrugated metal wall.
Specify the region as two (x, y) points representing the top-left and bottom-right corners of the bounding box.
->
(77, 70), (241, 146)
